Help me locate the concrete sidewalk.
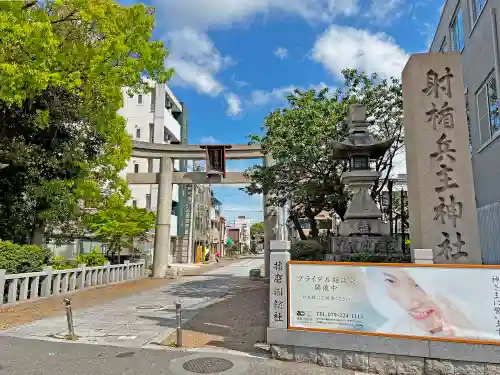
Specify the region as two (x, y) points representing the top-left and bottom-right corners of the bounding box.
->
(0, 257), (262, 349)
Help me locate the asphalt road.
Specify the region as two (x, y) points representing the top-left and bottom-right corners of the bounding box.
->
(0, 336), (351, 375)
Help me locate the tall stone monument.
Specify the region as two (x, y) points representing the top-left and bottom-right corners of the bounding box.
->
(402, 52), (481, 264)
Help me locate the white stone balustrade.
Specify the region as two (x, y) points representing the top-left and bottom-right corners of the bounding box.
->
(0, 260), (146, 307)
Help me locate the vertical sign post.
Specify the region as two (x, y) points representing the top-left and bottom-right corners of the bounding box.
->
(269, 240), (290, 329)
(402, 52), (481, 264)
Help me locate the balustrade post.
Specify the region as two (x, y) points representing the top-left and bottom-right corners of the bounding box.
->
(0, 269), (5, 306)
(41, 266), (53, 297)
(78, 264), (86, 289)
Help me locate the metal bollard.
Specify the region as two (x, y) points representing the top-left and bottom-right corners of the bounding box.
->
(175, 300), (182, 347)
(63, 298), (75, 338)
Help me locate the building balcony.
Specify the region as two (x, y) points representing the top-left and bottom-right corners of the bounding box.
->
(164, 108), (180, 142)
(210, 207), (216, 221)
(172, 184), (179, 202)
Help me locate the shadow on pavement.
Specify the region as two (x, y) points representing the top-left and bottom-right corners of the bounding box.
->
(158, 279), (269, 354)
(160, 275), (250, 299)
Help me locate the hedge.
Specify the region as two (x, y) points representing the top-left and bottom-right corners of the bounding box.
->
(0, 241), (52, 274)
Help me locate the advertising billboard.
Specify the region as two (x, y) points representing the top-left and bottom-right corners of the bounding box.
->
(288, 262), (500, 344)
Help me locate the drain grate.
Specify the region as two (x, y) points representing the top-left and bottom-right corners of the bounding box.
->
(182, 357), (234, 373)
(116, 352), (135, 358)
(135, 304), (164, 310)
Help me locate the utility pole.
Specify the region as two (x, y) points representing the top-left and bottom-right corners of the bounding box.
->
(186, 183), (195, 263)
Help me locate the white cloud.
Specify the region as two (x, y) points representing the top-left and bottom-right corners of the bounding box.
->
(154, 1), (364, 116)
(200, 136), (220, 144)
(231, 75), (250, 87)
(273, 47), (289, 59)
(154, 0), (360, 31)
(311, 25), (409, 80)
(226, 93), (242, 116)
(166, 28), (234, 96)
(155, 0), (359, 105)
(250, 82), (331, 106)
(367, 0), (405, 24)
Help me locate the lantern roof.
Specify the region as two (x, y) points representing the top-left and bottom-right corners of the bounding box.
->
(331, 104), (395, 160)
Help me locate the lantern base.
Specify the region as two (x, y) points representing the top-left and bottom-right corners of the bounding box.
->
(339, 218), (390, 237)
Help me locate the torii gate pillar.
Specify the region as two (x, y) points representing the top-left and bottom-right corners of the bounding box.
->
(263, 154), (277, 278)
(152, 156), (174, 278)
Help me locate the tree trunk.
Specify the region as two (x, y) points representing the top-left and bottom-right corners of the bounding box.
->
(290, 213), (307, 240)
(333, 201), (347, 221)
(30, 222), (45, 247)
(304, 207), (319, 238)
(308, 215), (319, 238)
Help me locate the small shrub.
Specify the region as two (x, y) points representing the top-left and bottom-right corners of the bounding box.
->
(76, 247), (108, 266)
(226, 245), (238, 256)
(290, 240), (325, 260)
(0, 241), (52, 274)
(341, 250), (411, 263)
(51, 255), (75, 270)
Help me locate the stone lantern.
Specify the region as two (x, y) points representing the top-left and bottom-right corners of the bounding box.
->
(331, 104), (395, 237)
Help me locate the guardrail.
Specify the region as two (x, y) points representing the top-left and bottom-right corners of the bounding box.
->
(0, 260), (146, 307)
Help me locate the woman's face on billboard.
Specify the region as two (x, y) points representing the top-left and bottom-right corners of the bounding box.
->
(382, 269), (443, 333)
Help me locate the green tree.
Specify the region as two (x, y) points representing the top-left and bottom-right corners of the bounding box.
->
(85, 192), (156, 263)
(250, 221), (264, 251)
(0, 0), (172, 245)
(250, 221), (264, 238)
(245, 69), (403, 238)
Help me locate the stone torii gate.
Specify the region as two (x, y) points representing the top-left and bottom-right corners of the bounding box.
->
(126, 141), (277, 278)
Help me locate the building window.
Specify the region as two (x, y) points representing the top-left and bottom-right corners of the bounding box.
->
(145, 194), (151, 210)
(476, 72), (500, 145)
(472, 0), (486, 23)
(451, 7), (464, 51)
(149, 123), (154, 143)
(134, 163), (139, 173)
(135, 128), (141, 139)
(138, 94), (143, 104)
(439, 37), (447, 52)
(165, 94), (172, 110)
(466, 94), (473, 154)
(164, 127), (171, 143)
(132, 200), (137, 208)
(148, 158), (153, 173)
(150, 87), (156, 112)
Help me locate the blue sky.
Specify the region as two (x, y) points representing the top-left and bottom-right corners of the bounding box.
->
(123, 0), (443, 223)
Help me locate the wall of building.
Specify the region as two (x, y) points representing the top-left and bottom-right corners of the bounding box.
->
(430, 0), (500, 260)
(233, 216), (251, 248)
(119, 82), (182, 246)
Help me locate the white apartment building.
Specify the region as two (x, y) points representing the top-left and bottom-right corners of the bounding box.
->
(119, 83), (183, 253)
(230, 216), (252, 249)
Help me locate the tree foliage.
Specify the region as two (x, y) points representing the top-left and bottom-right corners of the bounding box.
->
(250, 221), (264, 238)
(245, 69), (404, 238)
(85, 193), (156, 260)
(76, 248), (108, 267)
(0, 0), (172, 245)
